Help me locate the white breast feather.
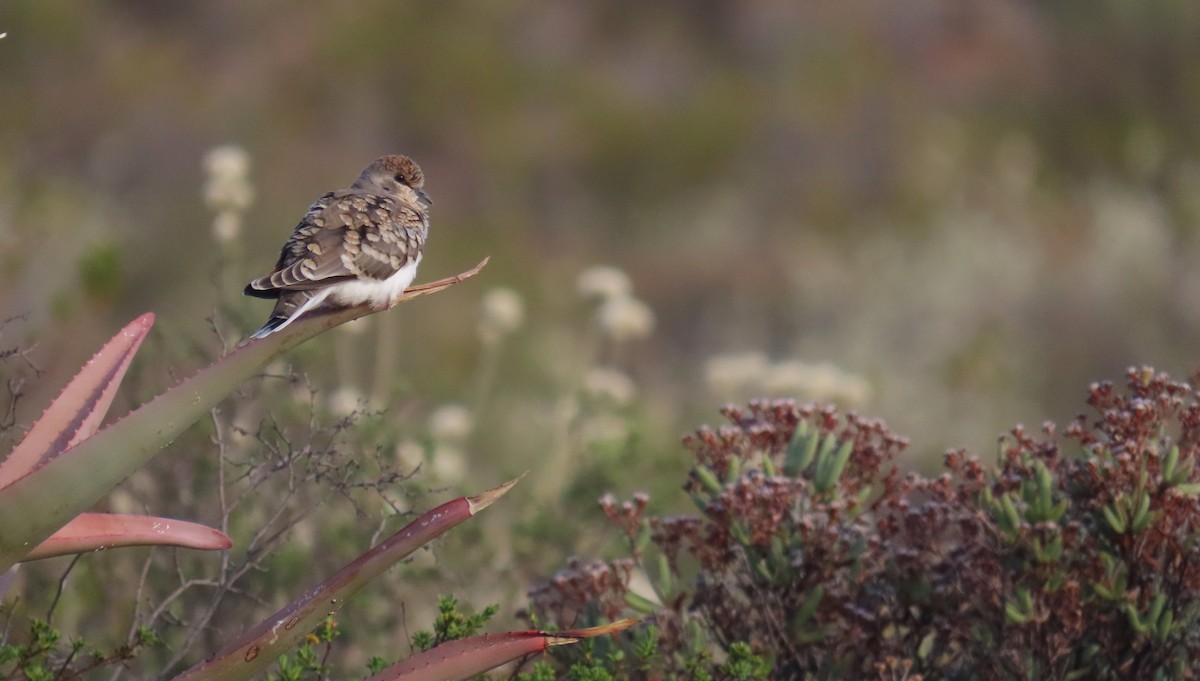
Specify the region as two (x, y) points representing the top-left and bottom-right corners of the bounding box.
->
(328, 256), (421, 309)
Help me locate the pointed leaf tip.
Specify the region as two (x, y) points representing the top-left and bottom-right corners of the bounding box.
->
(554, 618), (639, 643)
(0, 313), (156, 486)
(468, 473), (526, 514)
(365, 617), (637, 681)
(387, 256), (490, 305)
(131, 312), (155, 330)
(20, 513), (231, 562)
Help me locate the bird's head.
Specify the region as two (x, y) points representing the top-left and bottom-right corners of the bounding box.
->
(356, 155), (432, 208)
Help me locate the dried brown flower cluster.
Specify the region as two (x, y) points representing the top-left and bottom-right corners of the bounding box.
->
(530, 367), (1200, 680)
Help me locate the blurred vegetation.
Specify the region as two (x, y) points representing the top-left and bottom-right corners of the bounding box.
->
(4, 0), (1200, 677)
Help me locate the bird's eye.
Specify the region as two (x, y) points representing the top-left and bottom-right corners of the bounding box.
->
(393, 173), (405, 183)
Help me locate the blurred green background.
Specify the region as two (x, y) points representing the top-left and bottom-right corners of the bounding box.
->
(4, 0), (1200, 673)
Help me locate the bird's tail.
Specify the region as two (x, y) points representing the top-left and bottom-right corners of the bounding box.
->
(248, 289), (331, 339)
(249, 315), (291, 339)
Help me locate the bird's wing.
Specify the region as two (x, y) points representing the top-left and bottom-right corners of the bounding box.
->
(244, 192), (426, 297)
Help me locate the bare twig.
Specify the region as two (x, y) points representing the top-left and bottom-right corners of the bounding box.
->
(45, 554), (82, 625)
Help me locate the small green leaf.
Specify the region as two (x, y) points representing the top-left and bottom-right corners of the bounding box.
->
(814, 439), (853, 494)
(769, 536), (789, 576)
(1163, 445), (1179, 483)
(762, 455), (777, 477)
(695, 467), (723, 494)
(624, 591), (659, 615)
(687, 618), (706, 653)
(1148, 593), (1166, 630)
(1171, 482), (1200, 497)
(1103, 504), (1127, 534)
(792, 586), (824, 629)
(1157, 608), (1175, 641)
(854, 484), (873, 507)
(1035, 462), (1053, 510)
(1000, 494), (1022, 537)
(730, 521), (751, 545)
(1125, 603), (1150, 634)
(1005, 601), (1030, 624)
(1081, 643), (1100, 663)
(817, 434), (837, 468)
(1046, 498), (1068, 523)
(1173, 455), (1196, 485)
(724, 456), (742, 484)
(754, 558), (773, 582)
(785, 422), (819, 475)
(1033, 535), (1062, 563)
(634, 523), (652, 554)
(1130, 493), (1153, 533)
(917, 631), (936, 659)
(656, 553), (673, 597)
(1018, 587), (1033, 611)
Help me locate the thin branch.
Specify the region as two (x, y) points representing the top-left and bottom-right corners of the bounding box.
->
(45, 554), (82, 625)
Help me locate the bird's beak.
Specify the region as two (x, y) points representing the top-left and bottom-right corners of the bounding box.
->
(416, 188), (434, 207)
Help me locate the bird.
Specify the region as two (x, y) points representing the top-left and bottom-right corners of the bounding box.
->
(244, 155), (432, 339)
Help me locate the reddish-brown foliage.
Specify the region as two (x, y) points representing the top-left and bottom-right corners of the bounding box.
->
(531, 367), (1200, 680)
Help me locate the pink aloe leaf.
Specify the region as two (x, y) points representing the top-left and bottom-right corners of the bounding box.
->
(0, 258), (488, 572)
(19, 513), (232, 562)
(369, 619), (639, 681)
(171, 476), (518, 681)
(0, 313), (155, 487)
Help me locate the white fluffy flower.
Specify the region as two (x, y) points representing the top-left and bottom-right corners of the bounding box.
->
(429, 404), (473, 443)
(705, 354), (870, 406)
(762, 360), (871, 405)
(394, 440), (426, 470)
(431, 445), (466, 483)
(211, 211), (241, 245)
(328, 387), (365, 417)
(704, 352), (769, 395)
(203, 145), (254, 211)
(584, 367), (637, 406)
(760, 360), (817, 395)
(580, 414), (631, 445)
(597, 295), (655, 342)
(203, 144), (254, 246)
(577, 265), (632, 300)
(204, 145), (250, 181)
(478, 287), (525, 344)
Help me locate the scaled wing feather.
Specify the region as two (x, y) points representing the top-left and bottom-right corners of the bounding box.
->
(245, 193), (424, 295)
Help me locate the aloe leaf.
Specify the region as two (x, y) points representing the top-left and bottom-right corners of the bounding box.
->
(171, 476), (518, 681)
(19, 513), (232, 562)
(0, 259), (488, 572)
(0, 566), (14, 600)
(0, 313), (155, 487)
(369, 619), (638, 681)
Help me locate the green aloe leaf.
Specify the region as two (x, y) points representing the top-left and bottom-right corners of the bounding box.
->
(0, 259), (488, 571)
(171, 476), (518, 681)
(368, 619), (637, 681)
